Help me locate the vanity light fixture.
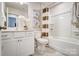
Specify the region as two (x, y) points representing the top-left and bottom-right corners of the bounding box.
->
(19, 2), (29, 5)
(19, 2), (24, 5)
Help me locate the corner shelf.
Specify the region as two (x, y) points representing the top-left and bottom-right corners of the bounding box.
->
(41, 7), (49, 38)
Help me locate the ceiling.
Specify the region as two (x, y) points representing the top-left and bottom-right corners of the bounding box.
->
(5, 2), (55, 12)
(5, 2), (28, 12)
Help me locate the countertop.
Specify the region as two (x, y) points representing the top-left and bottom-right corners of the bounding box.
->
(1, 30), (34, 32)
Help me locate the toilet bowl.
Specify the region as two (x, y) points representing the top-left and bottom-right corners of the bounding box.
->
(36, 38), (48, 45)
(36, 38), (48, 54)
(35, 31), (48, 54)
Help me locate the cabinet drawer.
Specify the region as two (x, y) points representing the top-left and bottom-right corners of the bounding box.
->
(26, 37), (34, 40)
(26, 32), (34, 37)
(14, 32), (25, 38)
(1, 32), (12, 40)
(2, 38), (11, 40)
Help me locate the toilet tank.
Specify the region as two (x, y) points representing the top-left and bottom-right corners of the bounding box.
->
(34, 31), (41, 39)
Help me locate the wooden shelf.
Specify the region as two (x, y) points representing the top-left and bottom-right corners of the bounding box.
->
(43, 8), (49, 13)
(43, 16), (48, 20)
(41, 32), (48, 37)
(42, 24), (48, 28)
(41, 7), (49, 38)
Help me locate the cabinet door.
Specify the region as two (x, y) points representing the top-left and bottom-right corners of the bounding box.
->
(18, 38), (34, 56)
(18, 39), (28, 56)
(26, 37), (34, 55)
(2, 39), (17, 56)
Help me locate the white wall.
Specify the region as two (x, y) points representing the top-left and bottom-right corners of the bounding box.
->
(41, 2), (53, 9)
(50, 3), (73, 16)
(28, 3), (41, 38)
(50, 2), (73, 38)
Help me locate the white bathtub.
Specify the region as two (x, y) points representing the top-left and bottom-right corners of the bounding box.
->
(49, 37), (79, 56)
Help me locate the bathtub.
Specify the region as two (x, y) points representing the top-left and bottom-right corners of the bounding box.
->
(49, 37), (79, 56)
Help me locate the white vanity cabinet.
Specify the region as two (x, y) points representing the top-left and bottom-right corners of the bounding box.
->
(17, 38), (34, 56)
(2, 39), (17, 56)
(24, 32), (34, 55)
(17, 39), (28, 56)
(16, 31), (34, 56)
(1, 31), (34, 56)
(1, 32), (17, 56)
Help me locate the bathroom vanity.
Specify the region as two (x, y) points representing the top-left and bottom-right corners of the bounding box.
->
(1, 31), (34, 56)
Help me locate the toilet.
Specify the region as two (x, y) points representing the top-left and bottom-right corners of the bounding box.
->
(35, 31), (48, 54)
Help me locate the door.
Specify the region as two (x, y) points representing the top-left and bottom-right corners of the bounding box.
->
(0, 31), (1, 56)
(18, 39), (28, 56)
(18, 38), (34, 56)
(0, 2), (2, 56)
(26, 37), (34, 55)
(2, 39), (17, 56)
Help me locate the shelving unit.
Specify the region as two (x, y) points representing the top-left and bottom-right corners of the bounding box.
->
(41, 8), (49, 38)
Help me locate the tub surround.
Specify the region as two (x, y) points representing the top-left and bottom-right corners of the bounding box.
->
(49, 37), (79, 56)
(48, 2), (79, 56)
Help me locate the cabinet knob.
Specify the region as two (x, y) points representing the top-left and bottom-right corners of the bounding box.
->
(18, 40), (22, 42)
(18, 40), (19, 42)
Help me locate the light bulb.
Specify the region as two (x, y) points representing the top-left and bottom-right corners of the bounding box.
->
(19, 2), (24, 5)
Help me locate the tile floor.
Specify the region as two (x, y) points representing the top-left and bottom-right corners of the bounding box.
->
(34, 46), (65, 56)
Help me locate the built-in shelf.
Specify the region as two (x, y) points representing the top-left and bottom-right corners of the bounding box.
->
(41, 7), (49, 37)
(42, 24), (48, 28)
(43, 16), (48, 20)
(43, 8), (49, 13)
(41, 32), (48, 37)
